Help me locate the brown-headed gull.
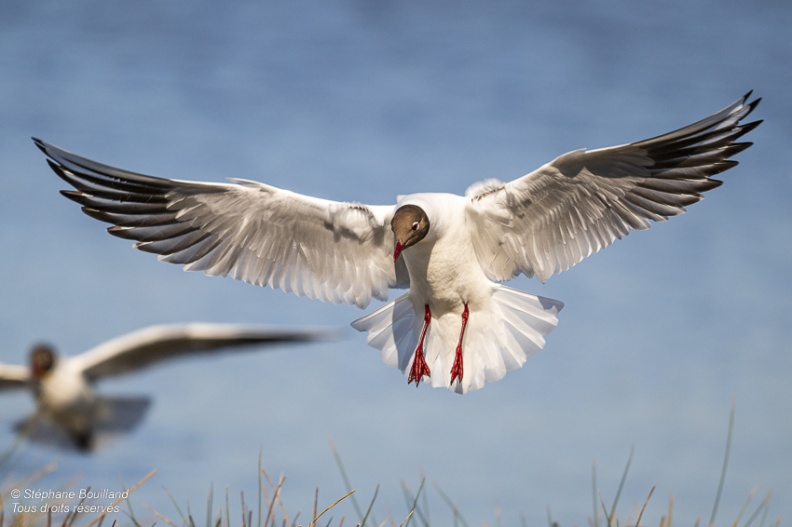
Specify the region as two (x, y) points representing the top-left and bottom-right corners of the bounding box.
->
(0, 323), (328, 451)
(33, 93), (761, 395)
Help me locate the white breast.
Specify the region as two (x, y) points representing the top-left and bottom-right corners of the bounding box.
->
(398, 193), (493, 313)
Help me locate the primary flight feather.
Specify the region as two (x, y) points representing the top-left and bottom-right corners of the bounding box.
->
(35, 92), (761, 394)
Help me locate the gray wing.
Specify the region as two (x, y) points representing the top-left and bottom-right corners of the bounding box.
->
(69, 323), (333, 381)
(0, 363), (31, 390)
(467, 92), (761, 282)
(35, 139), (407, 308)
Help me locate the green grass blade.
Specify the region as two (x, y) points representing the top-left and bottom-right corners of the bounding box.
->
(709, 401), (736, 527)
(358, 484), (379, 527)
(402, 478), (427, 527)
(205, 484), (214, 527)
(592, 462), (599, 527)
(329, 439), (367, 522)
(432, 480), (470, 527)
(607, 447), (634, 526)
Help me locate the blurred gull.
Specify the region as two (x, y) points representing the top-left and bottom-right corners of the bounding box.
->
(34, 93), (761, 394)
(0, 323), (329, 451)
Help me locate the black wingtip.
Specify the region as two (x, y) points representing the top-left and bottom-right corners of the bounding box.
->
(33, 138), (73, 165)
(744, 92), (762, 114)
(742, 89), (762, 105)
(46, 159), (78, 187)
(735, 91), (761, 118)
(32, 137), (48, 155)
(59, 189), (84, 204)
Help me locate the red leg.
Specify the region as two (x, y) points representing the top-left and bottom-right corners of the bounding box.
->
(408, 305), (432, 386)
(450, 303), (469, 385)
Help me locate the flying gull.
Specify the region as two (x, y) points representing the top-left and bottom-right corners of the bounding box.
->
(1, 323), (329, 450)
(33, 92), (761, 394)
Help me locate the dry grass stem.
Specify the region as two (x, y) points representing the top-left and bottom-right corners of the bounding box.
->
(307, 489), (355, 527)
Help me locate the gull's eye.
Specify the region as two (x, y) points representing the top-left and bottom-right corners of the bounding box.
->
(411, 222), (419, 231)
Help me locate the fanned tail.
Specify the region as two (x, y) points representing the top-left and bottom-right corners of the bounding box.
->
(14, 396), (151, 452)
(351, 285), (563, 394)
(351, 293), (418, 374)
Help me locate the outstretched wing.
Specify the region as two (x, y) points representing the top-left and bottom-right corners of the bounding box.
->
(0, 363), (31, 390)
(70, 323), (333, 380)
(35, 139), (404, 308)
(467, 92), (761, 283)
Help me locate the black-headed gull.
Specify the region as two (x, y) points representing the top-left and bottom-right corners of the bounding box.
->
(34, 93), (761, 394)
(0, 323), (328, 451)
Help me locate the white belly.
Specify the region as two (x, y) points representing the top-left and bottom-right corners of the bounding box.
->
(37, 366), (96, 436)
(402, 224), (494, 315)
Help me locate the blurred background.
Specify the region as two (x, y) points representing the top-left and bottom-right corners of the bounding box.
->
(1, 0), (790, 525)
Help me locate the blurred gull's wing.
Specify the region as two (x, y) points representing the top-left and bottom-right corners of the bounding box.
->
(69, 323), (332, 381)
(0, 363), (31, 390)
(34, 139), (404, 309)
(467, 92), (761, 283)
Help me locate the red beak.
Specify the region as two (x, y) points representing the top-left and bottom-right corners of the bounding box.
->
(393, 242), (403, 262)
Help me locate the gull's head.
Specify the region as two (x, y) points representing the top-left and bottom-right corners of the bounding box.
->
(391, 204), (430, 262)
(29, 344), (56, 379)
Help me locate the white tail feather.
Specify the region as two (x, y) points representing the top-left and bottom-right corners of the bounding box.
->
(351, 285), (563, 394)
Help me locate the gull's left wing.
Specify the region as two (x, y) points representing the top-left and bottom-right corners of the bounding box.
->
(467, 92), (761, 283)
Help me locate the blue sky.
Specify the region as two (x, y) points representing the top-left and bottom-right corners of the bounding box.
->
(1, 1), (790, 525)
